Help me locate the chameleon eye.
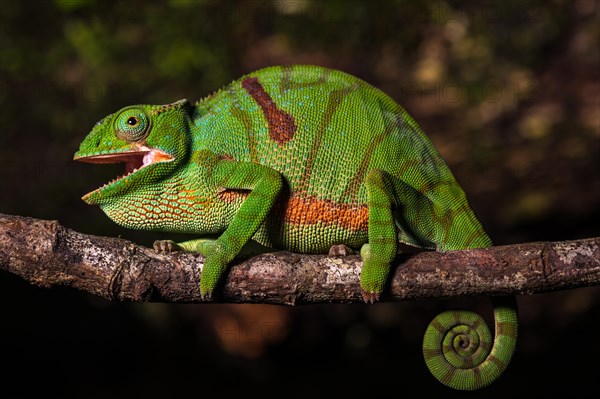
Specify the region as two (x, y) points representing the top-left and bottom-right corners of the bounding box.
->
(114, 108), (150, 142)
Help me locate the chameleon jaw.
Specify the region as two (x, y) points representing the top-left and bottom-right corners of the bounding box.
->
(74, 145), (173, 200)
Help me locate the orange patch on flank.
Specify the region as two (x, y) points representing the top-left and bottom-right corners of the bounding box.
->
(214, 191), (368, 231)
(285, 195), (368, 231)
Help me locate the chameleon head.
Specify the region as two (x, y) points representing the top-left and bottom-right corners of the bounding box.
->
(73, 99), (192, 206)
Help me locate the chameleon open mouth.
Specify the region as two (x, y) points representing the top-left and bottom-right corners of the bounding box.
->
(74, 146), (173, 195)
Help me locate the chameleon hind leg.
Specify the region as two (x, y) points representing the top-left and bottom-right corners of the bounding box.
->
(360, 169), (398, 303)
(154, 237), (219, 255)
(423, 296), (518, 390)
(154, 238), (274, 258)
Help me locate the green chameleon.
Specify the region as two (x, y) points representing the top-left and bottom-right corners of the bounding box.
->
(74, 65), (517, 390)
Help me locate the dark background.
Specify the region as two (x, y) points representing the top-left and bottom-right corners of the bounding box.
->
(1, 0), (598, 397)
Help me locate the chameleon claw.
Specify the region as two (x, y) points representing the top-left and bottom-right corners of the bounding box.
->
(200, 291), (213, 301)
(153, 239), (180, 253)
(361, 290), (381, 304)
(328, 244), (354, 256)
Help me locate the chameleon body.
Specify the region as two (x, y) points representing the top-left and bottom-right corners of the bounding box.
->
(74, 65), (517, 389)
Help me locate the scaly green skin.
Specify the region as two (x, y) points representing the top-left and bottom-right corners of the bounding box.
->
(74, 65), (517, 389)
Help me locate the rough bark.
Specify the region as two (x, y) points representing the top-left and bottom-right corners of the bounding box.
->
(0, 213), (598, 304)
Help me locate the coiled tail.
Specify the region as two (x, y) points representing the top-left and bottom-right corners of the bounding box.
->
(422, 296), (518, 390)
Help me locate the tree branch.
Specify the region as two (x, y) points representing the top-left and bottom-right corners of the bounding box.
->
(1, 213), (598, 304)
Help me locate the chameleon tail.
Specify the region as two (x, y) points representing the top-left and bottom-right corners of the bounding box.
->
(422, 296), (518, 390)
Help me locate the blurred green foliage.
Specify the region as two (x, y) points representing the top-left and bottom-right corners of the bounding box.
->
(0, 1), (598, 397)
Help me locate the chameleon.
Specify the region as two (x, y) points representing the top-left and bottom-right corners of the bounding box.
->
(74, 65), (517, 390)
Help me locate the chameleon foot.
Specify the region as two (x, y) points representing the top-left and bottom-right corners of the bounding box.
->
(328, 244), (354, 256)
(153, 239), (180, 253)
(199, 246), (230, 301)
(359, 243), (390, 303)
(200, 290), (213, 301)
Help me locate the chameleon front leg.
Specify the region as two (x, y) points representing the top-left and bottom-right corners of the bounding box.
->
(360, 169), (398, 303)
(200, 160), (283, 299)
(200, 160), (282, 299)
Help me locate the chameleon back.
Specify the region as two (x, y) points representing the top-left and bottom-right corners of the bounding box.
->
(192, 65), (491, 252)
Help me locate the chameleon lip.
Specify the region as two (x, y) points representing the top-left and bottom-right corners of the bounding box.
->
(74, 146), (173, 197)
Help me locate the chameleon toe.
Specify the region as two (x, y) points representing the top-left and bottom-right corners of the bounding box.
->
(328, 244), (354, 256)
(200, 290), (214, 301)
(361, 290), (381, 304)
(153, 239), (180, 253)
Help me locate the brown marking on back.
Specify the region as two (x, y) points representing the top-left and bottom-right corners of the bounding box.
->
(242, 77), (296, 145)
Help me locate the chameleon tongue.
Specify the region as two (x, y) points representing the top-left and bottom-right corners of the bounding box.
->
(121, 149), (171, 178)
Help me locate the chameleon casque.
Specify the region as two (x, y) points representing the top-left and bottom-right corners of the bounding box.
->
(74, 65), (517, 390)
